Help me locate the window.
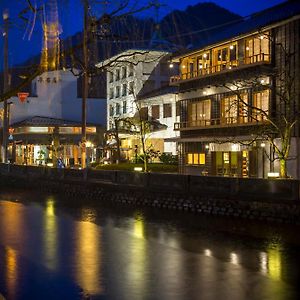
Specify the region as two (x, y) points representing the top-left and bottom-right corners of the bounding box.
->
(213, 42), (238, 72)
(187, 153), (206, 165)
(123, 101), (127, 114)
(129, 64), (134, 76)
(163, 103), (172, 118)
(121, 66), (127, 79)
(115, 69), (120, 81)
(252, 90), (269, 121)
(188, 99), (211, 126)
(116, 103), (121, 115)
(140, 107), (148, 120)
(108, 72), (113, 83)
(176, 101), (181, 117)
(116, 86), (120, 98)
(128, 82), (134, 94)
(109, 105), (114, 116)
(221, 95), (237, 124)
(196, 52), (210, 75)
(245, 33), (270, 63)
(152, 105), (160, 119)
(122, 84), (127, 96)
(221, 94), (248, 124)
(109, 87), (114, 99)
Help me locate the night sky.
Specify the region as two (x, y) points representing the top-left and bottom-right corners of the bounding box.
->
(0, 0), (286, 69)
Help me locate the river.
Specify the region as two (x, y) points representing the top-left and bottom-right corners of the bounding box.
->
(0, 188), (299, 300)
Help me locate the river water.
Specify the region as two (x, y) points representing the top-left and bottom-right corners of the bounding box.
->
(0, 188), (299, 300)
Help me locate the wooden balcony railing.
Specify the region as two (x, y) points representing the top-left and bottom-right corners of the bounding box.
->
(174, 115), (268, 130)
(170, 53), (270, 84)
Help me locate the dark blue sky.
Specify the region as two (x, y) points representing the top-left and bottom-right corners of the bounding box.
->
(0, 0), (286, 69)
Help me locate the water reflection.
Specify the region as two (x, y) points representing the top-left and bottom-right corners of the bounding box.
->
(44, 197), (58, 270)
(74, 214), (102, 295)
(0, 193), (298, 300)
(5, 246), (18, 300)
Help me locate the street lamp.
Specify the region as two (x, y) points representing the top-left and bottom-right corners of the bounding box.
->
(261, 142), (265, 178)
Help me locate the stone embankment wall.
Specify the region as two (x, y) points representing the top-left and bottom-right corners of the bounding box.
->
(0, 163), (299, 225)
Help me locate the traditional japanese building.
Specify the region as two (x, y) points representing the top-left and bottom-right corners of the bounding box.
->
(171, 1), (300, 178)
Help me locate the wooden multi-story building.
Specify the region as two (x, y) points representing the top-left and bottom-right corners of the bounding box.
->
(171, 1), (300, 178)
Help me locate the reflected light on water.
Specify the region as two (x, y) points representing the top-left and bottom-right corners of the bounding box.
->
(267, 245), (282, 280)
(260, 251), (268, 274)
(230, 252), (239, 265)
(44, 197), (58, 270)
(126, 214), (148, 297)
(75, 219), (102, 295)
(5, 246), (18, 300)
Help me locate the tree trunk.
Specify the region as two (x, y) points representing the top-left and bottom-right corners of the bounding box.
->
(279, 158), (287, 178)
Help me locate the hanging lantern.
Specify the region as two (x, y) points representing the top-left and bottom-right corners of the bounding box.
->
(17, 92), (29, 103)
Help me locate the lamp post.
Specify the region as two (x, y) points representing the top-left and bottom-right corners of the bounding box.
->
(81, 0), (89, 169)
(2, 9), (9, 163)
(261, 142), (266, 178)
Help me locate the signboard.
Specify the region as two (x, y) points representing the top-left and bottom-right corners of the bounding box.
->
(17, 92), (29, 103)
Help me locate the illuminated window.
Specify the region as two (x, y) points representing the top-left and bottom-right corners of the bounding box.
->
(187, 153), (206, 165)
(221, 94), (248, 124)
(212, 42), (238, 72)
(252, 90), (269, 121)
(245, 32), (270, 64)
(188, 99), (211, 127)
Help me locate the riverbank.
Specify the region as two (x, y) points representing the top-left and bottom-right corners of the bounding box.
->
(0, 163), (299, 225)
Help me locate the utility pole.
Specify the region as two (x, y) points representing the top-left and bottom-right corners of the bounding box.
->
(81, 0), (88, 169)
(2, 9), (9, 163)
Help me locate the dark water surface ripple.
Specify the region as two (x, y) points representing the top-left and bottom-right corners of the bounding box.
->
(0, 189), (299, 300)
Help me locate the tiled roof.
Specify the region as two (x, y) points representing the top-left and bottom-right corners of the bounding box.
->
(191, 0), (300, 52)
(137, 85), (178, 100)
(11, 116), (98, 127)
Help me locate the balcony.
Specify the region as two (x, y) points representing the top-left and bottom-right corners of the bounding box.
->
(170, 54), (270, 85)
(174, 115), (268, 131)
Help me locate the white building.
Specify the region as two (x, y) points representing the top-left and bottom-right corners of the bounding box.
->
(96, 49), (175, 161)
(1, 69), (106, 166)
(8, 69), (106, 125)
(137, 86), (180, 155)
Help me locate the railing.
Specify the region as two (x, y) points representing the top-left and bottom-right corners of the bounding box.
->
(170, 53), (271, 84)
(174, 115), (268, 130)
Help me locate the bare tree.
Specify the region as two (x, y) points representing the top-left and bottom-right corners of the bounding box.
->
(218, 32), (298, 178)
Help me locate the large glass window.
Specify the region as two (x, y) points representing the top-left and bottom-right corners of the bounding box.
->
(221, 94), (248, 124)
(122, 83), (127, 96)
(245, 33), (270, 64)
(252, 90), (269, 121)
(116, 103), (121, 115)
(187, 153), (206, 165)
(121, 66), (127, 79)
(188, 99), (211, 127)
(213, 42), (238, 72)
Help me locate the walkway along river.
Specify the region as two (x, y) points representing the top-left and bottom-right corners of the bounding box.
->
(0, 163), (300, 225)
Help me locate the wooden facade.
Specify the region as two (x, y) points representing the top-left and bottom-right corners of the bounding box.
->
(172, 9), (300, 178)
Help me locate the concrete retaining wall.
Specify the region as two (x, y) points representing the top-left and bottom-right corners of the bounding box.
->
(0, 163), (299, 224)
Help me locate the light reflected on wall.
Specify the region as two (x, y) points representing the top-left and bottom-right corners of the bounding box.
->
(44, 197), (58, 270)
(75, 220), (102, 295)
(5, 246), (18, 300)
(204, 249), (212, 257)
